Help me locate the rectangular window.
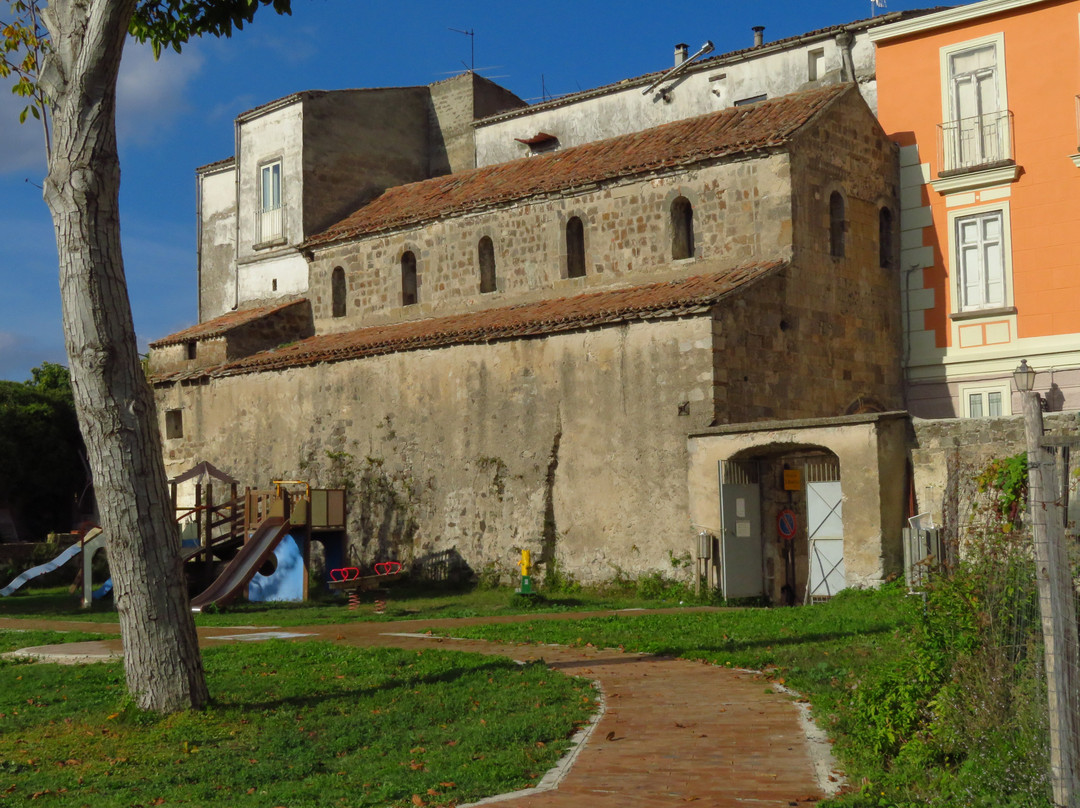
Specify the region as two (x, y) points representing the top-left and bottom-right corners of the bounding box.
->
(257, 160), (283, 244)
(956, 210), (1004, 310)
(808, 48), (825, 82)
(940, 35), (1010, 172)
(961, 385), (1010, 418)
(165, 409), (184, 439)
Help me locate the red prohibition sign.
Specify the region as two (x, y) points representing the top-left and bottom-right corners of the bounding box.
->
(777, 508), (798, 541)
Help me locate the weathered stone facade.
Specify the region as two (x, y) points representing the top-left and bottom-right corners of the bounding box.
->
(152, 84), (905, 589)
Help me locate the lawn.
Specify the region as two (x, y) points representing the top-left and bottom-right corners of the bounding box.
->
(0, 579), (711, 626)
(0, 633), (597, 807)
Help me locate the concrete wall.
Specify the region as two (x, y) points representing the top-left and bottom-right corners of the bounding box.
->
(428, 73), (525, 175)
(687, 413), (910, 595)
(197, 163), (238, 322)
(474, 27), (879, 167)
(303, 88), (432, 237)
(308, 156), (795, 331)
(156, 316), (716, 583)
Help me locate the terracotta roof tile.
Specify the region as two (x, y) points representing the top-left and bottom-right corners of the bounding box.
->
(149, 299), (308, 348)
(153, 262), (784, 383)
(306, 85), (850, 248)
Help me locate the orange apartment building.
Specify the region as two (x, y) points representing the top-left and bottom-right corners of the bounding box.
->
(872, 0), (1080, 418)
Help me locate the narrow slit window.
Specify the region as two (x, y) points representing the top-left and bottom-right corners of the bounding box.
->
(671, 196), (695, 260)
(478, 237), (497, 293)
(401, 251), (418, 306)
(331, 266), (346, 318)
(879, 208), (893, 268)
(165, 409), (183, 440)
(566, 217), (586, 278)
(829, 191), (845, 258)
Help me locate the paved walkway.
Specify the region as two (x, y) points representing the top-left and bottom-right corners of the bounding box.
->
(0, 612), (839, 807)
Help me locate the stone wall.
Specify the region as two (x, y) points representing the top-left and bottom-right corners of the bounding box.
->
(307, 156), (795, 332)
(156, 316), (716, 583)
(910, 411), (1080, 539)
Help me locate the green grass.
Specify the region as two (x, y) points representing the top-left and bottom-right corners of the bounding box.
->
(434, 583), (919, 806)
(0, 637), (596, 807)
(0, 579), (712, 627)
(0, 629), (111, 654)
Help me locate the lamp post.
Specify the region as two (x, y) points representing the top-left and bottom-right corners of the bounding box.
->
(1013, 358), (1037, 394)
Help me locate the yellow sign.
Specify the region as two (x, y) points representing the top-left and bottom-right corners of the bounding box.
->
(783, 469), (802, 491)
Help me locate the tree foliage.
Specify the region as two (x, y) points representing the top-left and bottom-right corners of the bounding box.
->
(0, 363), (85, 538)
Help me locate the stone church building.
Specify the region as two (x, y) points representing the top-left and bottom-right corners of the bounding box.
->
(150, 23), (918, 602)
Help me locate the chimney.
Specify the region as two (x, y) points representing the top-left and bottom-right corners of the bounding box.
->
(674, 43), (689, 65)
(752, 26), (765, 47)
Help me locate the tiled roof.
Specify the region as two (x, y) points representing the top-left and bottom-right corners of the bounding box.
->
(152, 262), (784, 382)
(307, 84), (850, 248)
(149, 299), (308, 348)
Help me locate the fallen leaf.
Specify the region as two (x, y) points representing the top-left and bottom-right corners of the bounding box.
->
(411, 795), (425, 807)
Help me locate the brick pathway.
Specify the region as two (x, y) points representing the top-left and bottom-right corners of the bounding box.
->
(0, 612), (836, 807)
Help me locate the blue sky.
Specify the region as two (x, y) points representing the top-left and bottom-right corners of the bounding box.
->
(0, 0), (945, 381)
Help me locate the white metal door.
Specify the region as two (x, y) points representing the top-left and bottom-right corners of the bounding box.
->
(719, 460), (763, 599)
(806, 462), (845, 601)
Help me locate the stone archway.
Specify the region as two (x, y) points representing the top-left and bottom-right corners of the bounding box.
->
(687, 412), (909, 604)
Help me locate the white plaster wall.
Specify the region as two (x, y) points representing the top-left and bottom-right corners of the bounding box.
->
(475, 31), (878, 167)
(236, 99), (304, 261)
(198, 164), (238, 321)
(237, 251), (309, 305)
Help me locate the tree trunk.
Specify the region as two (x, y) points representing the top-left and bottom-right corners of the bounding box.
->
(40, 0), (208, 712)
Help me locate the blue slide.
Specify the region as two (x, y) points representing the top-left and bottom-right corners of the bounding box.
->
(1, 540), (84, 597)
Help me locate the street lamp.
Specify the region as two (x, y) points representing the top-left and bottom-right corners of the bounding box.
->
(1013, 359), (1037, 393)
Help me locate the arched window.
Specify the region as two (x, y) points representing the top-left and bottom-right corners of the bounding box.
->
(331, 266), (346, 318)
(478, 236), (497, 293)
(401, 251), (418, 306)
(671, 196), (695, 260)
(878, 207), (894, 269)
(566, 216), (586, 278)
(829, 191), (845, 258)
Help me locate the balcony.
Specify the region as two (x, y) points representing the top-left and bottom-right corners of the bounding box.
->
(254, 204), (286, 246)
(937, 109), (1014, 176)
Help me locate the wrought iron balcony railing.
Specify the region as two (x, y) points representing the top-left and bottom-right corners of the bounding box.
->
(937, 109), (1014, 175)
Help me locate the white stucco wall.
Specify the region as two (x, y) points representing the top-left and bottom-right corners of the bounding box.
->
(475, 29), (879, 167)
(197, 163), (238, 321)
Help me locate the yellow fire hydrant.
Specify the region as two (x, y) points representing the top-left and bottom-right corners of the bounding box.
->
(517, 549), (534, 595)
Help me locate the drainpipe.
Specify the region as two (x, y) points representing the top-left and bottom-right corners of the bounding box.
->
(835, 30), (855, 83)
(642, 40), (715, 95)
(195, 173), (203, 323)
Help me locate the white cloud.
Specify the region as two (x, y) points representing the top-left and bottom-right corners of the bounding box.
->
(1, 39), (205, 175)
(117, 40), (206, 146)
(0, 88), (49, 177)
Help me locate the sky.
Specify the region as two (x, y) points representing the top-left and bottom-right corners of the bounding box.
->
(0, 0), (953, 381)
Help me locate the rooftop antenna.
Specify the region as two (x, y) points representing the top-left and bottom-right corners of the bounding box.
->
(449, 27), (475, 72)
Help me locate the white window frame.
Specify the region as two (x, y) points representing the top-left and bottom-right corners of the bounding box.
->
(940, 33), (1008, 126)
(959, 383), (1011, 418)
(947, 201), (1013, 314)
(939, 33), (1009, 173)
(257, 158), (284, 245)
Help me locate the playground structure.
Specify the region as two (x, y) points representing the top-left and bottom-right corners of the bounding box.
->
(1, 462), (408, 611)
(0, 527), (108, 608)
(173, 466), (352, 610)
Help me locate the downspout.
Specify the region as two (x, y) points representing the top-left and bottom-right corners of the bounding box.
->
(835, 30), (856, 83)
